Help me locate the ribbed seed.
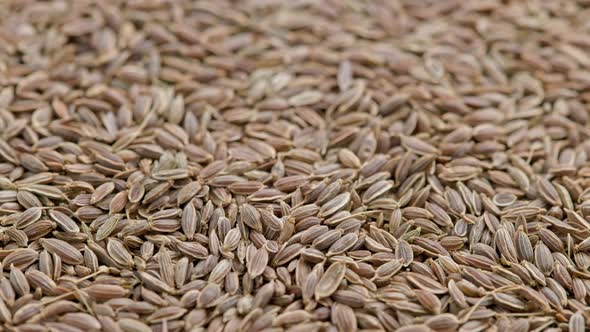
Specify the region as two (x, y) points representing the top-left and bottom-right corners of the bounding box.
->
(39, 239), (83, 265)
(315, 263), (346, 299)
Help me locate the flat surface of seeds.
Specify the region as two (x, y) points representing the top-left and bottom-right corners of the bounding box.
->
(1, 0), (590, 331)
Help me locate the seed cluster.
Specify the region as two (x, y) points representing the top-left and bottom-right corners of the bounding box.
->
(1, 0), (590, 331)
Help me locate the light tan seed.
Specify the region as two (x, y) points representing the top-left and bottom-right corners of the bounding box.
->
(181, 202), (198, 240)
(537, 177), (561, 206)
(515, 229), (533, 262)
(39, 238), (83, 265)
(107, 239), (134, 267)
(9, 265), (30, 296)
(315, 262), (346, 299)
(15, 207), (43, 229)
(534, 242), (554, 275)
(495, 227), (518, 264)
(247, 247), (269, 278)
(395, 239), (413, 267)
(570, 311), (585, 332)
(95, 214), (122, 241)
(118, 318), (152, 332)
(331, 303), (357, 331)
(327, 233), (358, 256)
(374, 259), (403, 280)
(319, 192), (351, 217)
(60, 312), (101, 330)
(91, 182), (115, 204)
(49, 210), (80, 233)
(83, 284), (127, 301)
(362, 180), (394, 203)
(492, 192), (516, 206)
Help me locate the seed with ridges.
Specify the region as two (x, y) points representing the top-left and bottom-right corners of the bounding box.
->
(39, 238), (83, 265)
(315, 262), (346, 299)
